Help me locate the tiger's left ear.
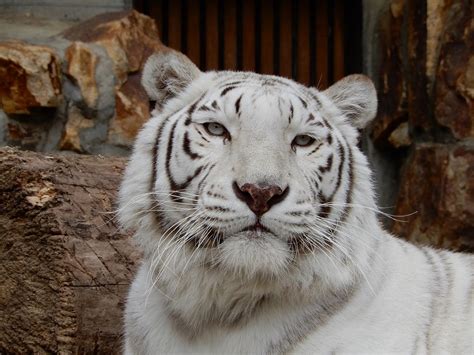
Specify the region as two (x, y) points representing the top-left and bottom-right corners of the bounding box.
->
(141, 50), (202, 108)
(323, 74), (377, 129)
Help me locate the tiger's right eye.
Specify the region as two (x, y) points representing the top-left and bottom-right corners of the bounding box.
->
(292, 135), (315, 147)
(203, 122), (229, 138)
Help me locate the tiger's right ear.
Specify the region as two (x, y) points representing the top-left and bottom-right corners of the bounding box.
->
(141, 51), (201, 107)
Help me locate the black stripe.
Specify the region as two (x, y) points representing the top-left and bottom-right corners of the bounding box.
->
(183, 131), (202, 160)
(327, 134), (333, 145)
(235, 94), (243, 115)
(165, 120), (179, 190)
(288, 103), (294, 124)
(221, 86), (237, 96)
(298, 96), (308, 108)
(332, 141), (346, 199)
(339, 146), (354, 224)
(166, 120), (204, 202)
(194, 126), (210, 142)
(185, 95), (204, 125)
(220, 81), (244, 87)
(306, 113), (315, 123)
(277, 97), (283, 116)
(321, 116), (332, 129)
(150, 114), (174, 192)
(307, 142), (323, 156)
(197, 163), (215, 194)
(318, 192), (331, 218)
(319, 154), (333, 173)
(317, 139), (346, 219)
(308, 90), (322, 108)
(198, 105), (214, 112)
(420, 248), (441, 353)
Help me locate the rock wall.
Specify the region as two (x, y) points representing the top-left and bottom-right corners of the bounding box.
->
(0, 0), (132, 22)
(0, 10), (168, 156)
(366, 0), (473, 251)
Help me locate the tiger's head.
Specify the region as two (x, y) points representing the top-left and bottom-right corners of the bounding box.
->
(120, 51), (377, 284)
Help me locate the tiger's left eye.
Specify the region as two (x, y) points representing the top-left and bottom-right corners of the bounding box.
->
(204, 122), (227, 136)
(292, 135), (315, 147)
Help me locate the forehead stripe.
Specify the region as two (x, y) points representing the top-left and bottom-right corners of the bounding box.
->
(235, 94), (243, 115)
(220, 86), (237, 96)
(185, 93), (206, 125)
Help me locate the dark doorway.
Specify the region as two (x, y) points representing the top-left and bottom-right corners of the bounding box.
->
(134, 0), (362, 88)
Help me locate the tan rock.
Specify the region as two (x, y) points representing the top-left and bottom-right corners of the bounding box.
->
(0, 41), (61, 114)
(107, 73), (150, 147)
(59, 106), (94, 152)
(388, 122), (411, 148)
(64, 42), (99, 109)
(426, 0), (450, 82)
(62, 10), (167, 85)
(392, 143), (474, 251)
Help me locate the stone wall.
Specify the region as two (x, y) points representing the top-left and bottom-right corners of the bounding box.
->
(0, 10), (169, 156)
(0, 0), (132, 21)
(364, 0), (473, 251)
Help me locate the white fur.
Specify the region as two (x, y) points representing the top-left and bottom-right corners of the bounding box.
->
(120, 53), (473, 354)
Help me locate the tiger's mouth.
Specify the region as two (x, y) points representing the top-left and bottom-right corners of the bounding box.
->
(240, 221), (271, 234)
(186, 221), (277, 249)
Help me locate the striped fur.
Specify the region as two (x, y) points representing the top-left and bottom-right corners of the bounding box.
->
(120, 53), (473, 354)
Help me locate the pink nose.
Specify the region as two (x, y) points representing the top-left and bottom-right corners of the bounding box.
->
(233, 182), (289, 216)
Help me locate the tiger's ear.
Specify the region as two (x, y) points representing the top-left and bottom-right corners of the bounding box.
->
(141, 50), (201, 107)
(323, 74), (377, 129)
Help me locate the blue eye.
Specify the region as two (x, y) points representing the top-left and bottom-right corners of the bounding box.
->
(204, 122), (226, 136)
(292, 135), (315, 147)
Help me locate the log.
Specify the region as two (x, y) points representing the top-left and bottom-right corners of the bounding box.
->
(0, 147), (140, 354)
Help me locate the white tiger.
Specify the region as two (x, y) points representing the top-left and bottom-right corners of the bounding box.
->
(119, 51), (473, 354)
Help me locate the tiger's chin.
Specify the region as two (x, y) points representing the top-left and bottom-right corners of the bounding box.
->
(215, 230), (292, 280)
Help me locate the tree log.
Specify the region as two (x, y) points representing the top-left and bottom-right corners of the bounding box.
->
(0, 147), (140, 354)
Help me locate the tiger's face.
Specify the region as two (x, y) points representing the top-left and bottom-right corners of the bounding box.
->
(120, 51), (377, 279)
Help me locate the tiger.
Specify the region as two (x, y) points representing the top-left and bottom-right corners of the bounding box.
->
(119, 50), (473, 354)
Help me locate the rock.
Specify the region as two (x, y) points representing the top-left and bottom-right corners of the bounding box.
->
(388, 121), (411, 148)
(392, 143), (474, 252)
(0, 41), (61, 114)
(433, 1), (473, 139)
(370, 0), (408, 149)
(59, 105), (94, 152)
(64, 42), (99, 109)
(62, 10), (167, 85)
(107, 74), (150, 147)
(426, 0), (452, 83)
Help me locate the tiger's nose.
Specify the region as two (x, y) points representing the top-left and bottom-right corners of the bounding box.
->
(232, 182), (289, 216)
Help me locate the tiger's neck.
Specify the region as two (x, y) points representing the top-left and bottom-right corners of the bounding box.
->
(150, 207), (386, 335)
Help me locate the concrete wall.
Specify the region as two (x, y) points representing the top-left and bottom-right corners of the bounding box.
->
(0, 0), (132, 21)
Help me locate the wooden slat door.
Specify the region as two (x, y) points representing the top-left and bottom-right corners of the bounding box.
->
(134, 0), (361, 88)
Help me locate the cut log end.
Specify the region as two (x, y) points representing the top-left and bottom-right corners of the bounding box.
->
(0, 147), (140, 354)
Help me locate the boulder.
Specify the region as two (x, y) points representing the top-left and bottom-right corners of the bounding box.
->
(107, 73), (150, 147)
(64, 42), (100, 109)
(59, 105), (95, 153)
(0, 41), (62, 114)
(62, 10), (167, 85)
(392, 143), (474, 252)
